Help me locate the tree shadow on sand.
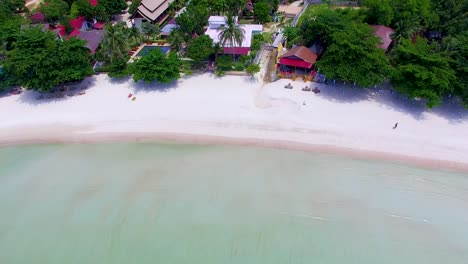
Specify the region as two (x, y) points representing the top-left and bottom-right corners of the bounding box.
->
(129, 79), (179, 94)
(15, 77), (97, 106)
(314, 81), (468, 123)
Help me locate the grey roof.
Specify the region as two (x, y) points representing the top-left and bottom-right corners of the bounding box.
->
(136, 0), (174, 21)
(77, 30), (105, 53)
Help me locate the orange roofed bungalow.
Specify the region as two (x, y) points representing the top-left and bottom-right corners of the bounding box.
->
(278, 46), (318, 76)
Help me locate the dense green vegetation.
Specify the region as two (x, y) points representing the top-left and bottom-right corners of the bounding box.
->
(187, 35), (214, 63)
(288, 1), (468, 107)
(130, 50), (181, 83)
(3, 27), (93, 92)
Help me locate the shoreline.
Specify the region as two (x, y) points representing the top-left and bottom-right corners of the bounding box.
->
(2, 126), (468, 173)
(1, 74), (468, 173)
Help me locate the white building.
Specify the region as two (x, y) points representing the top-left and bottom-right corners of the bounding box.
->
(205, 16), (263, 55)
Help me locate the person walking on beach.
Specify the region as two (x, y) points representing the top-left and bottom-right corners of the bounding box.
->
(393, 122), (398, 129)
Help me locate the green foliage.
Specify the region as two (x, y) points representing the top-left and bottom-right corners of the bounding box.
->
(392, 0), (438, 29)
(316, 23), (393, 87)
(246, 63), (260, 76)
(176, 1), (210, 36)
(130, 50), (181, 83)
(3, 28), (92, 92)
(441, 34), (468, 107)
(361, 0), (394, 26)
(390, 38), (457, 108)
(251, 33), (263, 51)
(167, 30), (185, 52)
(0, 0), (24, 19)
(0, 67), (16, 90)
(299, 7), (349, 47)
(141, 22), (160, 41)
(99, 0), (127, 16)
(126, 26), (142, 46)
(218, 16), (246, 57)
(0, 17), (21, 51)
(40, 0), (69, 22)
(216, 55), (233, 71)
(432, 0), (468, 36)
(187, 35), (214, 63)
(254, 1), (271, 24)
(128, 0), (141, 14)
(99, 24), (129, 64)
(75, 0), (94, 19)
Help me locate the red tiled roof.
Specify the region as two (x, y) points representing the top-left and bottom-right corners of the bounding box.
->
(56, 25), (66, 37)
(279, 46), (317, 68)
(371, 25), (394, 50)
(89, 0), (98, 7)
(70, 16), (85, 29)
(93, 22), (105, 29)
(279, 57), (313, 68)
(30, 12), (45, 22)
(224, 47), (250, 55)
(68, 29), (81, 38)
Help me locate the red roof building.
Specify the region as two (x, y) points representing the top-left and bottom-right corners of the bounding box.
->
(279, 46), (317, 69)
(371, 25), (394, 50)
(70, 16), (86, 30)
(30, 12), (45, 23)
(89, 0), (98, 7)
(223, 47), (251, 55)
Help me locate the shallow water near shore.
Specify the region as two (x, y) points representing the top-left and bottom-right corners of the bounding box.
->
(0, 143), (467, 263)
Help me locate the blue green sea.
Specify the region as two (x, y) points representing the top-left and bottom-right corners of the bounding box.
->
(0, 143), (467, 263)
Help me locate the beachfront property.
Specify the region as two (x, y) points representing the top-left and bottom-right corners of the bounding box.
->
(205, 16), (263, 56)
(130, 0), (175, 29)
(277, 46), (318, 77)
(371, 25), (394, 51)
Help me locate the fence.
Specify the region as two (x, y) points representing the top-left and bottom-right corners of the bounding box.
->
(291, 1), (309, 26)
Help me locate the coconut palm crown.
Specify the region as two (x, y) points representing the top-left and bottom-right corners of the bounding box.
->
(218, 15), (245, 58)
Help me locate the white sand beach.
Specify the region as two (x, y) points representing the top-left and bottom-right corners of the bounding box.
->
(1, 74), (468, 170)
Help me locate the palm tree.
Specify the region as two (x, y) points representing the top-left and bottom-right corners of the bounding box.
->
(142, 22), (160, 41)
(101, 24), (129, 64)
(218, 15), (245, 59)
(168, 30), (185, 53)
(389, 17), (421, 50)
(127, 26), (142, 46)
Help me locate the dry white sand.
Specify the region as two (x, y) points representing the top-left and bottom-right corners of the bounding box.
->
(1, 74), (468, 170)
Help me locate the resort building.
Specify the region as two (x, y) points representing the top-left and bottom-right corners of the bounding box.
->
(205, 16), (263, 56)
(371, 25), (394, 51)
(130, 0), (175, 28)
(278, 46), (318, 74)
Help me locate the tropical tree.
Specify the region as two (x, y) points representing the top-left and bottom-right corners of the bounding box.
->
(390, 37), (457, 108)
(176, 1), (210, 36)
(141, 22), (160, 41)
(127, 26), (142, 46)
(128, 0), (141, 14)
(254, 1), (271, 24)
(3, 27), (92, 92)
(40, 0), (69, 22)
(187, 35), (214, 64)
(100, 24), (129, 64)
(167, 29), (185, 52)
(130, 50), (181, 83)
(361, 0), (394, 26)
(218, 15), (245, 59)
(315, 23), (393, 87)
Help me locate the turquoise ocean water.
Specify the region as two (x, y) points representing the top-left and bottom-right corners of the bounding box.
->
(0, 143), (467, 263)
